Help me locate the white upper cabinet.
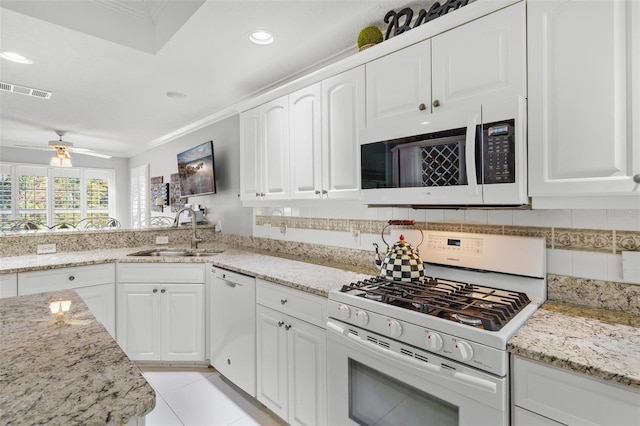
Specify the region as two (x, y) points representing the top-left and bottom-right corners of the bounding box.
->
(363, 40), (431, 142)
(290, 83), (323, 199)
(321, 66), (365, 199)
(362, 2), (525, 143)
(528, 0), (640, 208)
(431, 2), (525, 111)
(240, 96), (290, 202)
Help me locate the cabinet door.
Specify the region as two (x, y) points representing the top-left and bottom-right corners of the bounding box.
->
(432, 2), (525, 113)
(528, 0), (640, 202)
(321, 66), (364, 199)
(74, 283), (116, 339)
(287, 316), (327, 426)
(240, 107), (261, 201)
(262, 96), (290, 199)
(290, 83), (323, 199)
(0, 274), (17, 299)
(363, 39), (431, 142)
(256, 305), (288, 421)
(161, 283), (205, 361)
(117, 284), (161, 361)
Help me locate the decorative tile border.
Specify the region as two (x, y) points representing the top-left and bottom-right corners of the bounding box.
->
(254, 215), (640, 254)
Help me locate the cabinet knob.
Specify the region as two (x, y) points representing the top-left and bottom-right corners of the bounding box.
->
(68, 275), (75, 281)
(285, 324), (292, 331)
(222, 273), (226, 279)
(161, 289), (166, 294)
(153, 289), (158, 293)
(314, 190), (321, 195)
(278, 321), (285, 327)
(418, 103), (426, 111)
(281, 298), (287, 305)
(321, 190), (328, 195)
(260, 192), (265, 197)
(432, 99), (441, 108)
(633, 174), (640, 184)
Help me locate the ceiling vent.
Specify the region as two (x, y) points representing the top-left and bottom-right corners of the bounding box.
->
(0, 81), (52, 99)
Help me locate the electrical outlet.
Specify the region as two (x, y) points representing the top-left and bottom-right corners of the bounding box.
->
(37, 244), (56, 254)
(215, 220), (222, 232)
(156, 236), (169, 244)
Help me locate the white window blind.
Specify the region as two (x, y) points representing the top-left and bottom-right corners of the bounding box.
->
(130, 164), (149, 228)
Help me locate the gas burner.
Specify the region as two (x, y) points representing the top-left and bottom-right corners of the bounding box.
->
(341, 276), (530, 331)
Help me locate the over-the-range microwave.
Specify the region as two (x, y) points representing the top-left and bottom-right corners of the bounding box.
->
(360, 97), (529, 208)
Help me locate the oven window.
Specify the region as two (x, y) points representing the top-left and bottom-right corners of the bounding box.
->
(348, 359), (459, 426)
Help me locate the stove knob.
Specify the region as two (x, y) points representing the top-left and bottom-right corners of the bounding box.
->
(354, 310), (369, 326)
(425, 332), (443, 351)
(337, 304), (351, 320)
(454, 340), (474, 361)
(385, 319), (403, 338)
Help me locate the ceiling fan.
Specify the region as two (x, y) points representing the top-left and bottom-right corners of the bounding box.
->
(15, 130), (113, 165)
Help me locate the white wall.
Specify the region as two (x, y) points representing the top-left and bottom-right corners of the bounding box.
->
(129, 114), (253, 236)
(0, 146), (131, 226)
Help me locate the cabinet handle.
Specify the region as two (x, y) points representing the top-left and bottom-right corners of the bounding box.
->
(284, 324), (292, 330)
(418, 103), (426, 111)
(153, 289), (158, 293)
(281, 298), (287, 305)
(222, 273), (226, 279)
(432, 99), (440, 108)
(634, 174), (640, 184)
(278, 321), (284, 327)
(68, 275), (75, 281)
(161, 289), (166, 294)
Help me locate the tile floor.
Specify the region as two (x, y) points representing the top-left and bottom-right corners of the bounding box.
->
(140, 366), (287, 426)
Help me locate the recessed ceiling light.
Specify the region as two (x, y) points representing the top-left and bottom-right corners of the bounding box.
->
(166, 91), (186, 99)
(0, 51), (33, 64)
(249, 30), (274, 45)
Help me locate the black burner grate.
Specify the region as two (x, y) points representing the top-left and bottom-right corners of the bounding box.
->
(340, 276), (530, 331)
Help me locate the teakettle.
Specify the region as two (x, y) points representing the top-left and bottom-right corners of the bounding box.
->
(374, 220), (424, 282)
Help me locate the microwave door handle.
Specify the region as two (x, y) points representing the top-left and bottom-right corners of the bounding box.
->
(465, 113), (480, 194)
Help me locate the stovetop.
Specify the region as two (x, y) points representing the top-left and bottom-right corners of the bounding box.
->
(339, 276), (531, 332)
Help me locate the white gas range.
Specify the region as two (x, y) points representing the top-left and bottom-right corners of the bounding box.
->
(326, 230), (546, 426)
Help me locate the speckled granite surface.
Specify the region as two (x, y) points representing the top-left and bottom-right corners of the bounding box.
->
(508, 302), (640, 390)
(0, 289), (155, 424)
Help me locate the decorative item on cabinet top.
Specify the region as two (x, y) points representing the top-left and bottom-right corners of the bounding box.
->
(357, 26), (383, 51)
(384, 0), (470, 40)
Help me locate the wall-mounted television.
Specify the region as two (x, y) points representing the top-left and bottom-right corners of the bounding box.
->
(177, 141), (216, 197)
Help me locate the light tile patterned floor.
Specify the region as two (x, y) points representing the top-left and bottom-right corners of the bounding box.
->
(140, 366), (286, 426)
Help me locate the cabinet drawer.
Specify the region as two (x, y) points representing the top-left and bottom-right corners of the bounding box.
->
(513, 407), (563, 426)
(18, 264), (115, 295)
(117, 263), (205, 283)
(513, 356), (640, 425)
(256, 279), (327, 328)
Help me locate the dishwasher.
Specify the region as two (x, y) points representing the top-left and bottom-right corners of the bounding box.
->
(209, 266), (256, 397)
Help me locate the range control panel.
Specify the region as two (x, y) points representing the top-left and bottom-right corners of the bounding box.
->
(427, 235), (483, 256)
(483, 119), (515, 184)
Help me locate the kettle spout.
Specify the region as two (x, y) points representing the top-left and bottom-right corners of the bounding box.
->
(373, 243), (382, 267)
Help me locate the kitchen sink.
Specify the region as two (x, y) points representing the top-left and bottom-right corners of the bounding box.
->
(127, 249), (223, 257)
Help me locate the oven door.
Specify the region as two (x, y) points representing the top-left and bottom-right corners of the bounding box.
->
(326, 320), (507, 426)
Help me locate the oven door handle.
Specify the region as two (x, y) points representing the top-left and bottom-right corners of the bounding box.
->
(327, 320), (497, 394)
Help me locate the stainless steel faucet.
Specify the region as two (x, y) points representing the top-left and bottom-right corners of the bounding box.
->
(174, 207), (204, 249)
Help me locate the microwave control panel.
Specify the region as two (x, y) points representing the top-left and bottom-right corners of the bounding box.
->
(482, 119), (515, 184)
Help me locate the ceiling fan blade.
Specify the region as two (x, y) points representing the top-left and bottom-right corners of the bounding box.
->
(68, 148), (112, 159)
(14, 144), (55, 151)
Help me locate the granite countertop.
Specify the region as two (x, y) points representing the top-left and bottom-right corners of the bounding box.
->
(508, 301), (640, 390)
(0, 289), (156, 424)
(0, 244), (372, 297)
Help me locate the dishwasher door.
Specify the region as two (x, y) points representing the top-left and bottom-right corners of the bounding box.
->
(210, 266), (256, 397)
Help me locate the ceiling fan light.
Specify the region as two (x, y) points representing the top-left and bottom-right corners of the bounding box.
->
(50, 149), (72, 167)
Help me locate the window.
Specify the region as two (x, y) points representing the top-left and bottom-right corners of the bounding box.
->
(0, 163), (116, 228)
(130, 164), (149, 228)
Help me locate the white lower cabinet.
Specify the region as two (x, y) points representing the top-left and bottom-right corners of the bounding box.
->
(256, 279), (327, 426)
(512, 356), (640, 425)
(116, 263), (205, 362)
(0, 273), (17, 299)
(17, 264), (116, 338)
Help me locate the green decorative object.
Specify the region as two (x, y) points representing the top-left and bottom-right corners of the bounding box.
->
(357, 26), (383, 51)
